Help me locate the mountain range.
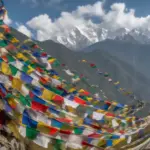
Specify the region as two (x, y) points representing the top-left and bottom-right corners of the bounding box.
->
(50, 25), (150, 50)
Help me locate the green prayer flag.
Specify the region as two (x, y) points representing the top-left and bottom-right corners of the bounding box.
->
(25, 95), (32, 107)
(7, 54), (15, 62)
(5, 93), (14, 99)
(81, 96), (87, 101)
(25, 60), (31, 66)
(0, 20), (4, 25)
(26, 127), (39, 140)
(30, 63), (37, 69)
(50, 87), (63, 95)
(19, 94), (31, 106)
(19, 95), (27, 106)
(0, 40), (8, 47)
(53, 139), (63, 150)
(5, 33), (13, 40)
(52, 60), (60, 67)
(9, 65), (18, 76)
(74, 127), (83, 134)
(92, 66), (96, 68)
(22, 65), (29, 73)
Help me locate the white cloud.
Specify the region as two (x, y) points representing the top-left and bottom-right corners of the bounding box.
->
(76, 1), (104, 17)
(101, 3), (150, 30)
(25, 1), (150, 41)
(17, 25), (32, 37)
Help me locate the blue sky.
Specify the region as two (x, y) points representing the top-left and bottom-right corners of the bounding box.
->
(4, 0), (150, 40)
(5, 0), (150, 24)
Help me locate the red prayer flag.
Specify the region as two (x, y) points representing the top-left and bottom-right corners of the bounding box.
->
(8, 75), (13, 81)
(105, 101), (111, 105)
(56, 118), (72, 123)
(91, 124), (101, 130)
(106, 112), (115, 117)
(31, 101), (48, 112)
(0, 89), (6, 97)
(74, 97), (86, 105)
(49, 127), (58, 135)
(1, 55), (8, 62)
(80, 74), (84, 77)
(6, 44), (16, 50)
(1, 25), (11, 33)
(81, 90), (90, 96)
(60, 130), (72, 135)
(107, 128), (114, 133)
(119, 130), (125, 134)
(29, 91), (34, 98)
(41, 52), (47, 57)
(32, 44), (39, 49)
(4, 27), (11, 33)
(82, 141), (93, 147)
(52, 95), (64, 103)
(90, 63), (96, 68)
(36, 67), (44, 73)
(61, 64), (65, 66)
(39, 77), (47, 84)
(88, 133), (102, 138)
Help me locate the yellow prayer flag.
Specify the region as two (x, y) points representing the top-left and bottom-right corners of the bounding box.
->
(66, 106), (76, 113)
(41, 89), (55, 100)
(48, 58), (56, 63)
(114, 81), (120, 85)
(27, 65), (35, 74)
(68, 88), (76, 93)
(78, 89), (85, 93)
(12, 78), (23, 91)
(7, 98), (16, 105)
(82, 59), (87, 63)
(11, 38), (19, 43)
(52, 75), (60, 79)
(112, 102), (118, 106)
(1, 61), (11, 75)
(37, 122), (50, 135)
(76, 118), (84, 126)
(96, 109), (105, 113)
(0, 33), (5, 39)
(86, 97), (93, 101)
(16, 52), (28, 61)
(97, 139), (106, 147)
(113, 138), (125, 146)
(7, 121), (21, 139)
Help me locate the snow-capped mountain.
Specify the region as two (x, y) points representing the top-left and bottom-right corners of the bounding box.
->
(51, 25), (150, 50)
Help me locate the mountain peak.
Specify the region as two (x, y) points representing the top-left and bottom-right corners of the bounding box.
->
(50, 25), (150, 50)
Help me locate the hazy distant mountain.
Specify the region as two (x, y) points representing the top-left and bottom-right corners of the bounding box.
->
(83, 39), (150, 82)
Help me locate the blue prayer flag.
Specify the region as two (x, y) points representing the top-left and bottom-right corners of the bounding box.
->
(33, 95), (45, 105)
(106, 140), (113, 146)
(32, 86), (42, 96)
(22, 110), (38, 128)
(83, 118), (93, 125)
(21, 72), (33, 84)
(51, 119), (63, 128)
(49, 107), (60, 115)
